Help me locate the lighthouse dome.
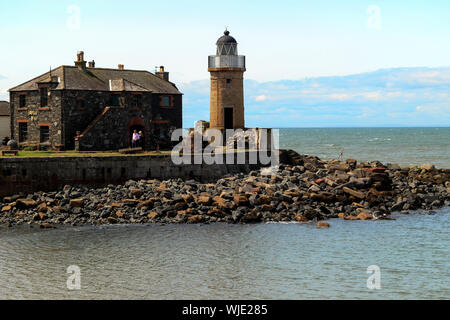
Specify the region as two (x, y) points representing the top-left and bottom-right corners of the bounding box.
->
(216, 30), (237, 45)
(216, 30), (238, 56)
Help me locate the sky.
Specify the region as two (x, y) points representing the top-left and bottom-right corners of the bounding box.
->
(0, 0), (449, 127)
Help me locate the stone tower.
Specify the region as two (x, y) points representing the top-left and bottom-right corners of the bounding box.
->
(208, 30), (246, 130)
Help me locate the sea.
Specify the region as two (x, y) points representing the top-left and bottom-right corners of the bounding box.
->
(0, 127), (449, 300)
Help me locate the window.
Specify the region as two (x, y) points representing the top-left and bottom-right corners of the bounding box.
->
(19, 95), (26, 108)
(110, 94), (120, 107)
(40, 87), (48, 107)
(226, 78), (232, 89)
(160, 96), (172, 108)
(76, 99), (85, 110)
(131, 95), (142, 108)
(19, 123), (27, 142)
(40, 126), (50, 143)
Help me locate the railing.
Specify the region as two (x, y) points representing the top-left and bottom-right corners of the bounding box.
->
(208, 55), (246, 69)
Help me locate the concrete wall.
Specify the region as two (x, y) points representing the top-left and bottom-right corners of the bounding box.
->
(0, 116), (10, 138)
(0, 152), (271, 197)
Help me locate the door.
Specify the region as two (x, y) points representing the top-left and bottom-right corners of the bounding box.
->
(224, 107), (234, 130)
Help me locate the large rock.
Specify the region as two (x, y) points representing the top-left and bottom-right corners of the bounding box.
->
(69, 199), (84, 208)
(233, 194), (250, 206)
(187, 215), (204, 224)
(198, 196), (212, 205)
(317, 221), (330, 228)
(295, 215), (309, 222)
(1, 205), (12, 212)
(148, 212), (159, 220)
(343, 187), (366, 199)
(356, 211), (373, 220)
(242, 211), (261, 223)
(326, 162), (350, 172)
(129, 187), (143, 198)
(16, 199), (37, 209)
(419, 164), (435, 171)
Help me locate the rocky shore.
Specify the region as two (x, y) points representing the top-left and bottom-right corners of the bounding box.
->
(1, 151), (449, 229)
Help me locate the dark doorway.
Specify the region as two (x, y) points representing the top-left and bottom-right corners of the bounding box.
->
(129, 125), (145, 149)
(224, 107), (234, 130)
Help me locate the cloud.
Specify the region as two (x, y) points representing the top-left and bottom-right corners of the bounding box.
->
(180, 67), (450, 127)
(415, 105), (450, 114)
(255, 95), (268, 102)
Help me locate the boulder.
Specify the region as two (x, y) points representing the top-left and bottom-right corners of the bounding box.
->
(129, 187), (143, 198)
(198, 196), (212, 205)
(242, 211), (261, 223)
(356, 211), (373, 220)
(419, 164), (435, 171)
(37, 203), (48, 213)
(187, 215), (204, 224)
(295, 215), (309, 222)
(317, 221), (330, 228)
(1, 205), (12, 212)
(69, 199), (84, 208)
(343, 187), (366, 199)
(107, 216), (118, 224)
(233, 194), (250, 206)
(326, 163), (350, 172)
(122, 199), (140, 207)
(257, 195), (272, 205)
(148, 212), (159, 220)
(16, 199), (37, 209)
(137, 198), (159, 208)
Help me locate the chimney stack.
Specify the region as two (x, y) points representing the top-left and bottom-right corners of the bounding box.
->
(74, 51), (87, 70)
(88, 60), (96, 68)
(156, 66), (169, 81)
(118, 64), (124, 70)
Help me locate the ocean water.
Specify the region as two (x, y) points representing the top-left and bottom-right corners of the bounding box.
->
(0, 127), (449, 300)
(0, 210), (448, 300)
(279, 127), (450, 168)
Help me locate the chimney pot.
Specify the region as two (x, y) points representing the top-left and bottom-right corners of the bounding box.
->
(118, 64), (124, 70)
(156, 66), (169, 81)
(75, 51), (87, 70)
(88, 60), (96, 68)
(77, 51), (84, 62)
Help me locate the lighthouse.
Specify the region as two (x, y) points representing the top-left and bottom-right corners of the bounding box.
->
(208, 30), (246, 131)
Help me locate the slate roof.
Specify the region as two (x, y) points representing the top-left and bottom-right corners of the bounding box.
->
(0, 101), (10, 116)
(9, 66), (182, 94)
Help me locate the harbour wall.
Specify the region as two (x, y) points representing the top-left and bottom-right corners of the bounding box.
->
(0, 151), (281, 197)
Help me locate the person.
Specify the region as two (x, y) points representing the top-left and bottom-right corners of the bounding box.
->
(132, 130), (139, 148)
(138, 131), (144, 148)
(2, 136), (10, 146)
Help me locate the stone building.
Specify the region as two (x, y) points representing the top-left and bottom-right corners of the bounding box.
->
(8, 52), (182, 151)
(208, 30), (246, 130)
(0, 101), (10, 139)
